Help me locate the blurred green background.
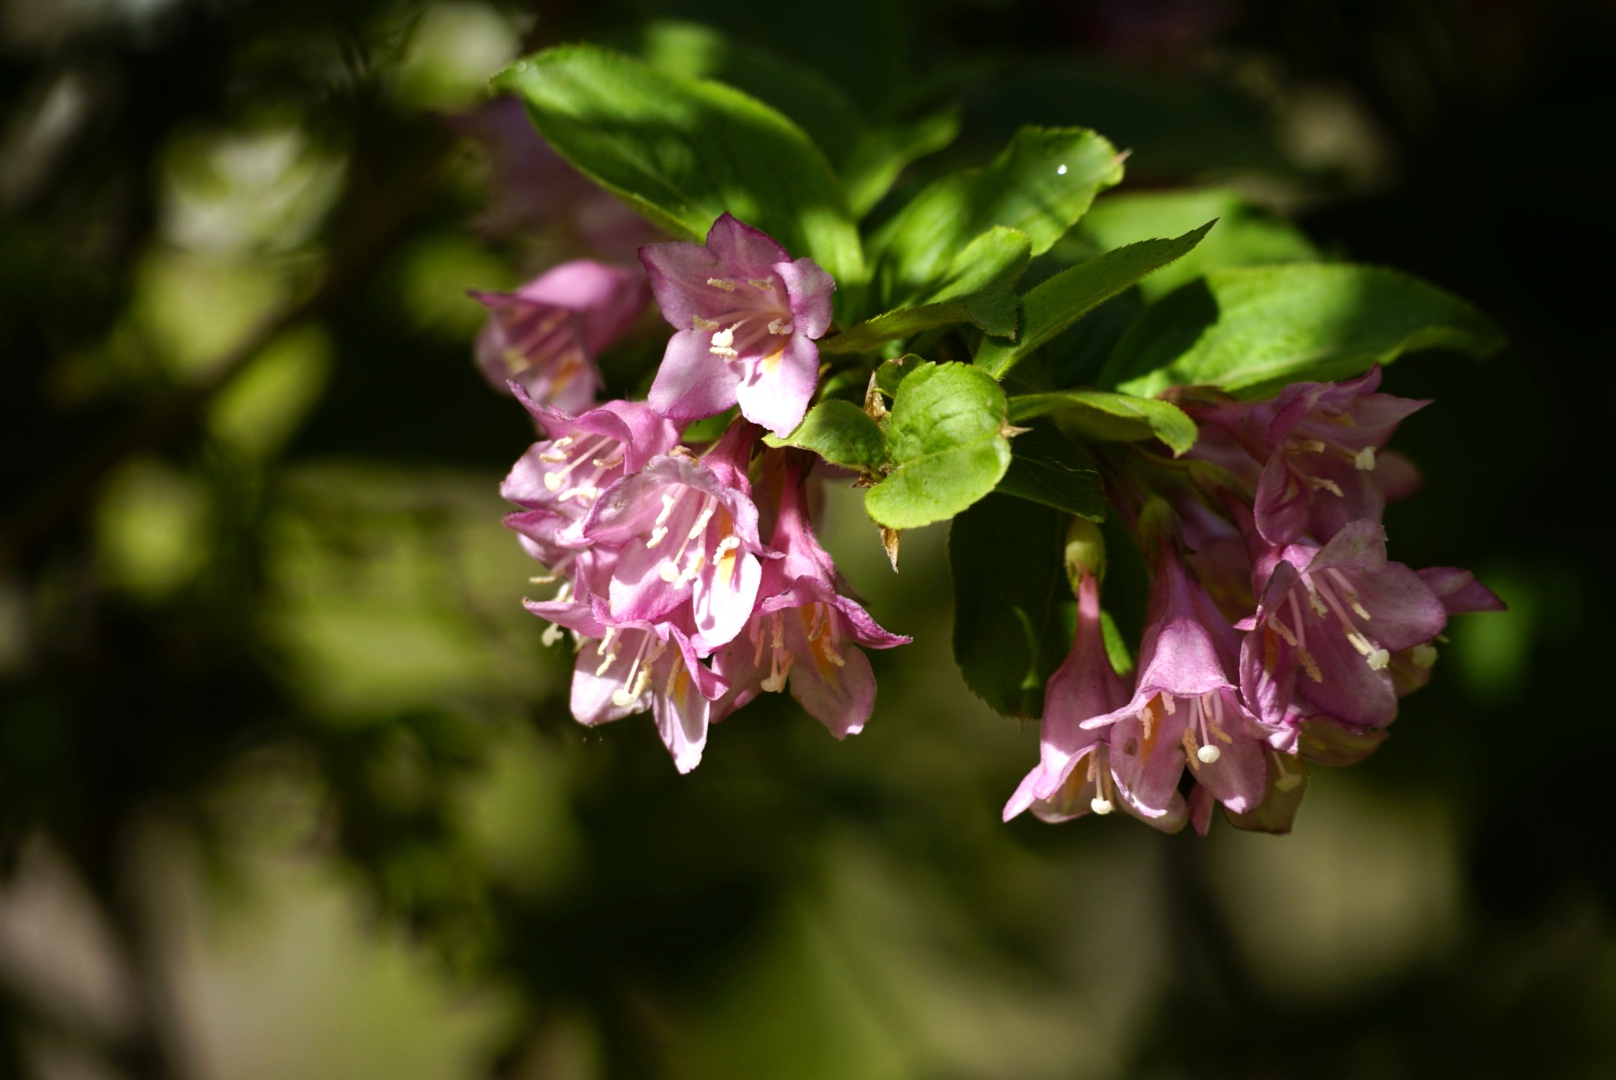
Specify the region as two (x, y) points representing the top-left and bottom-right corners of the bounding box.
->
(1, 0), (1612, 1077)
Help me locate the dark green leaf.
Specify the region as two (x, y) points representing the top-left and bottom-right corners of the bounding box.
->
(1079, 188), (1318, 301)
(1008, 389), (1197, 455)
(843, 108), (960, 218)
(822, 227), (1030, 353)
(762, 400), (886, 471)
(495, 45), (864, 285)
(975, 222), (1213, 379)
(864, 362), (1012, 529)
(868, 126), (1122, 305)
(949, 494), (1073, 717)
(1099, 265), (1505, 399)
(995, 422), (1106, 521)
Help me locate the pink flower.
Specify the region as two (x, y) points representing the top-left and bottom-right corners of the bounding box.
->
(1004, 573), (1188, 830)
(1189, 367), (1428, 546)
(1237, 520), (1448, 732)
(580, 422), (768, 652)
(640, 214), (834, 438)
(712, 453), (909, 737)
(471, 260), (650, 412)
(501, 386), (681, 534)
(571, 612), (727, 774)
(1081, 546), (1275, 817)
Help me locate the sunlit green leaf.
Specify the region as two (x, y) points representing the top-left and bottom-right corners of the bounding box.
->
(975, 222), (1212, 378)
(1009, 389), (1197, 455)
(495, 45), (864, 285)
(864, 362), (1012, 529)
(763, 400), (887, 471)
(1079, 188), (1318, 301)
(868, 126), (1122, 306)
(822, 227), (1030, 353)
(1100, 265), (1505, 399)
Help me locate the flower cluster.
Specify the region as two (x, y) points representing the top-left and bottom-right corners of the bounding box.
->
(1006, 368), (1503, 834)
(492, 215), (907, 771)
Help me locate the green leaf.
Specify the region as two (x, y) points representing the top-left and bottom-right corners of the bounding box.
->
(873, 354), (924, 398)
(1009, 389), (1197, 455)
(995, 422), (1106, 521)
(975, 222), (1213, 379)
(763, 400), (886, 471)
(1079, 188), (1318, 301)
(639, 20), (868, 170)
(495, 45), (864, 285)
(868, 126), (1123, 305)
(864, 362), (1012, 530)
(949, 494), (1073, 717)
(1099, 265), (1505, 399)
(843, 108), (960, 218)
(822, 227), (1030, 353)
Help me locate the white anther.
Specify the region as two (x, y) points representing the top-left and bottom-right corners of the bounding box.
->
(559, 484), (599, 503)
(766, 317), (793, 335)
(1346, 632), (1376, 657)
(706, 278), (736, 291)
(528, 573), (557, 584)
(713, 534), (740, 560)
(1350, 598), (1373, 620)
(1196, 744), (1222, 764)
(674, 553), (705, 587)
(646, 525), (669, 549)
(1355, 446), (1377, 471)
(1308, 476), (1346, 496)
(1161, 694), (1176, 715)
(1293, 439), (1327, 454)
(543, 472), (566, 491)
(1411, 643), (1438, 669)
(539, 449), (569, 463)
(1090, 797), (1113, 815)
(1298, 647), (1323, 683)
(692, 315), (721, 331)
(709, 326), (735, 349)
(747, 278), (774, 291)
(541, 623), (564, 646)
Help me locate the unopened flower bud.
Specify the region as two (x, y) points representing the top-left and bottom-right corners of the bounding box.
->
(1064, 518), (1107, 594)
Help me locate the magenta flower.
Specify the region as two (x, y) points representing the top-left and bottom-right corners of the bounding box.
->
(1190, 367), (1428, 546)
(640, 214), (835, 438)
(1238, 520), (1448, 732)
(570, 613), (727, 774)
(1004, 574), (1188, 830)
(712, 454), (909, 737)
(471, 260), (650, 412)
(581, 422), (768, 652)
(1081, 547), (1273, 817)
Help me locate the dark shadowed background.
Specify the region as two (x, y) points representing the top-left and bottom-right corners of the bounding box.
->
(1, 0), (1612, 1077)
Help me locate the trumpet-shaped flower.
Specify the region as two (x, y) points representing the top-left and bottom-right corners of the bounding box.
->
(501, 387), (680, 534)
(712, 454), (909, 736)
(1190, 367), (1428, 546)
(1004, 574), (1188, 830)
(581, 423), (767, 652)
(640, 214), (834, 438)
(471, 260), (650, 411)
(1238, 520), (1448, 731)
(571, 613), (727, 774)
(1082, 548), (1272, 816)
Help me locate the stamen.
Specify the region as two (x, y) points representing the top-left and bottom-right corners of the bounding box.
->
(1354, 446), (1377, 471)
(1270, 616), (1299, 647)
(1366, 647), (1390, 670)
(747, 278), (774, 291)
(647, 526), (669, 549)
(541, 623), (564, 646)
(528, 573), (558, 584)
(1307, 476), (1346, 497)
(692, 315), (721, 331)
(706, 278), (736, 291)
(766, 317), (793, 335)
(1297, 647), (1323, 683)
